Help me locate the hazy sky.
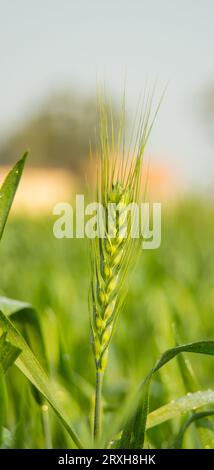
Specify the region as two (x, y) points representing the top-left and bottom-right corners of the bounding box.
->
(0, 0), (213, 188)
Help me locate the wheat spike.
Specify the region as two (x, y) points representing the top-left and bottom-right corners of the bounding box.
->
(89, 89), (162, 442)
(89, 90), (160, 375)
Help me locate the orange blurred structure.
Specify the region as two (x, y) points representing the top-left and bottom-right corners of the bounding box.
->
(0, 166), (78, 215)
(0, 160), (180, 215)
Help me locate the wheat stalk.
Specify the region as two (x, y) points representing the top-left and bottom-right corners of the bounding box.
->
(89, 89), (160, 442)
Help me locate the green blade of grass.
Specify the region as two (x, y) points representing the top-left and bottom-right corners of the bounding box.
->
(0, 331), (21, 374)
(0, 296), (46, 366)
(147, 391), (214, 431)
(0, 152), (28, 240)
(0, 297), (33, 317)
(0, 310), (84, 449)
(0, 331), (20, 447)
(119, 341), (214, 448)
(0, 296), (49, 407)
(174, 409), (214, 448)
(175, 339), (214, 448)
(0, 376), (5, 448)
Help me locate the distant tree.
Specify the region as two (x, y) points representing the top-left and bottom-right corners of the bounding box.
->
(0, 91), (119, 174)
(200, 85), (214, 142)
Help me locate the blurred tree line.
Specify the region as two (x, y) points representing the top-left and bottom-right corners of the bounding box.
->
(201, 84), (214, 143)
(0, 90), (119, 174)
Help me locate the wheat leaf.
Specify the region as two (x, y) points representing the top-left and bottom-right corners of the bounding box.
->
(0, 152), (28, 240)
(120, 340), (214, 448)
(174, 409), (214, 448)
(0, 310), (83, 449)
(147, 392), (214, 430)
(0, 331), (21, 374)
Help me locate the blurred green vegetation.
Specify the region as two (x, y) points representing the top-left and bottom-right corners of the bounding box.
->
(0, 198), (214, 448)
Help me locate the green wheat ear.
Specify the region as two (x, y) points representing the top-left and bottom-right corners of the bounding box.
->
(89, 90), (161, 442)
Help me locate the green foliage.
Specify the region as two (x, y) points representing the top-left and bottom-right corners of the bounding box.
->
(0, 331), (21, 375)
(0, 378), (6, 447)
(147, 394), (214, 431)
(0, 194), (214, 448)
(0, 310), (83, 448)
(174, 410), (214, 448)
(0, 152), (28, 240)
(120, 341), (214, 448)
(0, 328), (20, 448)
(0, 297), (46, 366)
(0, 155), (27, 447)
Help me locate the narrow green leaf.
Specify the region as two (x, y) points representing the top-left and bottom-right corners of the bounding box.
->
(147, 391), (214, 430)
(175, 341), (214, 448)
(0, 310), (83, 449)
(174, 330), (199, 392)
(0, 296), (46, 365)
(0, 297), (32, 317)
(120, 340), (214, 448)
(0, 330), (20, 446)
(174, 409), (214, 448)
(0, 152), (28, 240)
(0, 296), (48, 406)
(0, 375), (6, 447)
(0, 331), (21, 374)
(0, 427), (13, 449)
(119, 418), (133, 448)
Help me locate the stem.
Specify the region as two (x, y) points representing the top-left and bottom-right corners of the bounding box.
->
(94, 370), (104, 444)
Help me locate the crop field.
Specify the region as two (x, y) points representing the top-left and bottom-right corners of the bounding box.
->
(0, 94), (214, 452)
(0, 193), (214, 448)
(1, 0), (214, 458)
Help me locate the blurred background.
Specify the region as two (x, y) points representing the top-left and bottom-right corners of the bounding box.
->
(0, 0), (214, 449)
